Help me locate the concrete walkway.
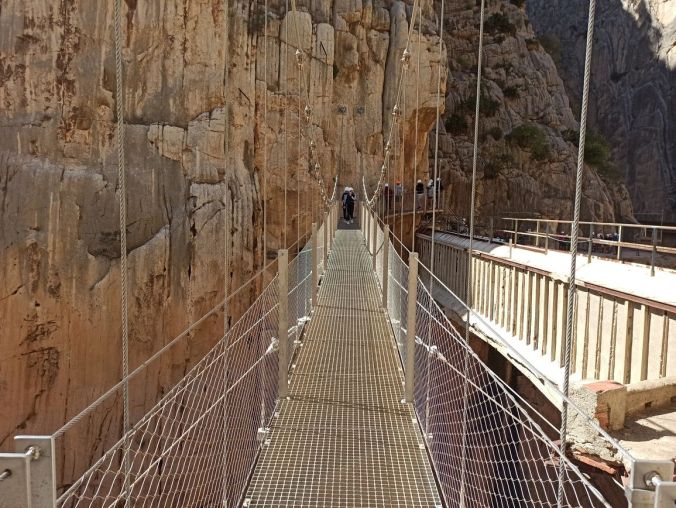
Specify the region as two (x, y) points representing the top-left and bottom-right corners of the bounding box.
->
(244, 229), (441, 507)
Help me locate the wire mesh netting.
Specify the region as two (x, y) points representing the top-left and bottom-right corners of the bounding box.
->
(56, 277), (281, 507)
(53, 223), (323, 507)
(367, 207), (624, 507)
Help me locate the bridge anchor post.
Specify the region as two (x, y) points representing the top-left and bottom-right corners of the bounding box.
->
(323, 214), (328, 270)
(382, 226), (390, 309)
(625, 459), (676, 507)
(311, 223), (318, 308)
(405, 253), (418, 403)
(278, 249), (289, 398)
(371, 212), (377, 272)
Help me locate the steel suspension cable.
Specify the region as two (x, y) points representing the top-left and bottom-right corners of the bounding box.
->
(411, 9), (422, 251)
(399, 78), (405, 248)
(297, 54), (302, 251)
(558, 1), (597, 505)
(263, 0), (268, 268)
(363, 0), (420, 207)
(459, 0), (485, 504)
(283, 0), (289, 246)
(221, 0), (232, 502)
(113, 0), (131, 498)
(424, 0), (446, 459)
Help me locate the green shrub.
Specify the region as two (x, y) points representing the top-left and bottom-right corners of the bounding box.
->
(539, 33), (562, 64)
(445, 113), (468, 135)
(507, 123), (551, 160)
(460, 95), (500, 117)
(456, 55), (473, 70)
(488, 126), (503, 140)
(503, 85), (520, 99)
(525, 38), (539, 50)
(561, 129), (614, 170)
(485, 13), (517, 36)
(250, 9), (266, 34)
(484, 152), (514, 178)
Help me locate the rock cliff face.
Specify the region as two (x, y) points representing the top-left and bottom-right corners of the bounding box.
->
(432, 0), (634, 222)
(527, 0), (676, 222)
(0, 0), (444, 476)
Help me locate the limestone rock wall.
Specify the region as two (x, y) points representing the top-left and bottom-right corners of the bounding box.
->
(0, 0), (444, 480)
(432, 0), (634, 223)
(527, 0), (676, 222)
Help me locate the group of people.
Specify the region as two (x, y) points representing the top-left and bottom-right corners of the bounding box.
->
(415, 178), (443, 211)
(381, 177), (443, 212)
(341, 186), (357, 224)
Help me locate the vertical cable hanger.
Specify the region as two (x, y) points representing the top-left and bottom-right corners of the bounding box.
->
(558, 1), (597, 505)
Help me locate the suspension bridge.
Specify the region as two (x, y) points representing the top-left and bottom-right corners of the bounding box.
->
(1, 0), (676, 505)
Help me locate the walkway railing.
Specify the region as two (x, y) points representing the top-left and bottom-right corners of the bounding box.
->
(0, 207), (338, 508)
(433, 213), (676, 274)
(361, 205), (676, 508)
(415, 231), (676, 385)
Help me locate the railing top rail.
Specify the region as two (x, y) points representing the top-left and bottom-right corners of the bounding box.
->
(415, 230), (676, 314)
(501, 216), (676, 232)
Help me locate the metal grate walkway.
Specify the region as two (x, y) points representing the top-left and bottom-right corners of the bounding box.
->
(244, 229), (441, 507)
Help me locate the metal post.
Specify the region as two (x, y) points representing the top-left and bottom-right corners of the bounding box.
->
(0, 452), (30, 508)
(372, 212), (377, 272)
(651, 227), (657, 277)
(311, 223), (318, 307)
(587, 229), (593, 263)
(535, 221), (540, 248)
(405, 252), (419, 402)
(545, 224), (549, 254)
(382, 226), (390, 309)
(617, 225), (623, 260)
(323, 214), (328, 270)
(14, 436), (56, 508)
(509, 238), (513, 258)
(489, 217), (494, 244)
(513, 219), (519, 246)
(366, 208), (371, 250)
(278, 249), (289, 398)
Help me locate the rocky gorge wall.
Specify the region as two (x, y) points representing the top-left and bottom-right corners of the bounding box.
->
(0, 0), (445, 479)
(432, 0), (635, 223)
(527, 0), (676, 223)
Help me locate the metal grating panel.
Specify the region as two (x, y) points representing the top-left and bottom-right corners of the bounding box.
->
(245, 230), (441, 507)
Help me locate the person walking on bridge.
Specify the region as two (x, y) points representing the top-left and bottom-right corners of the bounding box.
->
(343, 186), (356, 224)
(342, 187), (350, 222)
(415, 179), (425, 210)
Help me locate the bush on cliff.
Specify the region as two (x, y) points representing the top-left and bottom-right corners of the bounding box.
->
(507, 123), (551, 160)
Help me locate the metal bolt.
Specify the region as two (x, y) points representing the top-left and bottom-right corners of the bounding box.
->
(25, 445), (41, 461)
(0, 469), (11, 481)
(644, 471), (663, 489)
